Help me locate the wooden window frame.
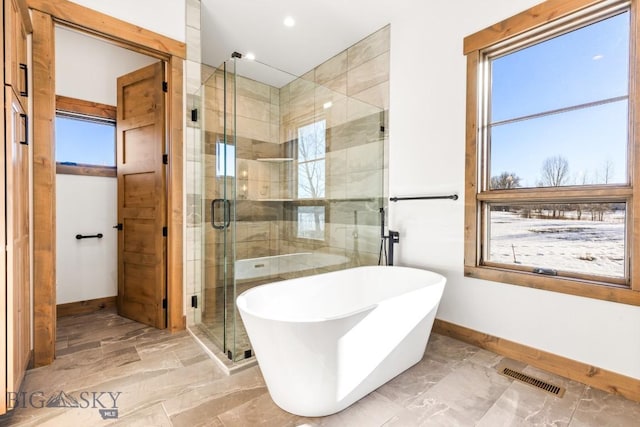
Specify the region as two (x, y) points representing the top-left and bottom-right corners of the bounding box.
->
(55, 95), (117, 177)
(464, 0), (640, 305)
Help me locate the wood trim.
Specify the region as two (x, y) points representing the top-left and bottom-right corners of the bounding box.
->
(465, 265), (640, 305)
(55, 95), (116, 120)
(463, 0), (609, 54)
(26, 0), (186, 59)
(167, 57), (185, 332)
(56, 163), (116, 177)
(433, 319), (640, 403)
(464, 52), (480, 269)
(16, 0), (32, 33)
(631, 0), (640, 292)
(30, 0), (186, 366)
(31, 9), (57, 367)
(56, 296), (116, 318)
(477, 186), (632, 202)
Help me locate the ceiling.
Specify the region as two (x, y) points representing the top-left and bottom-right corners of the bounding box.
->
(201, 0), (393, 87)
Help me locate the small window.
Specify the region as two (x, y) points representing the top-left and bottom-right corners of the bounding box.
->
(297, 120), (326, 199)
(216, 140), (236, 177)
(297, 206), (325, 240)
(55, 114), (116, 166)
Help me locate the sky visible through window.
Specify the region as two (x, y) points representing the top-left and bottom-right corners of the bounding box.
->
(489, 11), (630, 188)
(55, 115), (116, 166)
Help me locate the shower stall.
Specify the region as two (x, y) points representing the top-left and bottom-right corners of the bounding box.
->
(188, 53), (388, 364)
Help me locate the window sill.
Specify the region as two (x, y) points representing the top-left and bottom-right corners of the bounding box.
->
(56, 163), (116, 178)
(464, 265), (640, 306)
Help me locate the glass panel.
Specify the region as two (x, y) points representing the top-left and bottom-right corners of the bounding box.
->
(490, 11), (629, 123)
(297, 206), (325, 240)
(486, 202), (626, 278)
(489, 100), (628, 188)
(55, 115), (116, 166)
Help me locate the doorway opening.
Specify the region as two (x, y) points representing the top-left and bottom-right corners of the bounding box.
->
(30, 1), (185, 367)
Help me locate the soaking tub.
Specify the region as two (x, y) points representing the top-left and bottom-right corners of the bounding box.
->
(236, 265), (446, 416)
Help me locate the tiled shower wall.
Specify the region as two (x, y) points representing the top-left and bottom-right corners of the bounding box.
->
(278, 25), (390, 264)
(185, 0), (202, 326)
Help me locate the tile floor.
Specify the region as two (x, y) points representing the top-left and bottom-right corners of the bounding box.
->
(1, 309), (639, 426)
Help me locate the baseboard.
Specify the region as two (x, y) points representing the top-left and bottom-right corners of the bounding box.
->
(433, 319), (640, 403)
(56, 296), (116, 318)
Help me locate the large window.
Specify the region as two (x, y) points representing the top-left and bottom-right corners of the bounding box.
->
(465, 0), (640, 304)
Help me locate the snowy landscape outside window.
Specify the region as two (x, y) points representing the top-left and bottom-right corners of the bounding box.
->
(464, 0), (640, 302)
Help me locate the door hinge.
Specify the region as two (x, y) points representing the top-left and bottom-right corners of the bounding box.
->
(162, 154), (168, 164)
(162, 226), (168, 237)
(162, 298), (167, 309)
(162, 81), (168, 92)
(113, 223), (123, 231)
(191, 295), (198, 308)
(380, 125), (385, 133)
(191, 108), (198, 122)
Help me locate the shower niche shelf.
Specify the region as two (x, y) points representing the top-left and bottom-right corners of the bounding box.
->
(255, 157), (294, 162)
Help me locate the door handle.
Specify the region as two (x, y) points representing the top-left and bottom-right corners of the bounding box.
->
(19, 113), (28, 145)
(19, 63), (28, 97)
(211, 199), (231, 230)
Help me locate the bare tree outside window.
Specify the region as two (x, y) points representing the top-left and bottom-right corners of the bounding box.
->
(297, 121), (326, 199)
(490, 172), (521, 189)
(540, 155), (569, 187)
(297, 120), (326, 240)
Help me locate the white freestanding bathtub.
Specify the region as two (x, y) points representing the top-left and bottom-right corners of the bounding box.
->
(236, 265), (446, 417)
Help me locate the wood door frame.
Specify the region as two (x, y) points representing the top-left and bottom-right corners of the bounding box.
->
(29, 0), (186, 367)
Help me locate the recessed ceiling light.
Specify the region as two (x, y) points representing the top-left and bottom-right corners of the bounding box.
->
(323, 101), (333, 109)
(246, 52), (256, 61)
(283, 16), (295, 27)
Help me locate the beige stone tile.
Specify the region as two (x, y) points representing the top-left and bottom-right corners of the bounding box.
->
(351, 81), (389, 110)
(316, 52), (348, 85)
(216, 392), (300, 427)
(186, 26), (201, 63)
(478, 364), (586, 427)
(186, 0), (201, 30)
(569, 386), (640, 426)
(111, 403), (172, 426)
(405, 360), (512, 424)
(306, 391), (403, 427)
(347, 52), (390, 97)
(236, 95), (271, 122)
(348, 25), (390, 70)
(165, 368), (266, 424)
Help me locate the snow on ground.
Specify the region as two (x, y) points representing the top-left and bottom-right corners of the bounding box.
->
(489, 211), (625, 278)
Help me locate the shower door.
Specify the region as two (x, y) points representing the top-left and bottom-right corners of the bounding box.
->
(198, 59), (243, 360)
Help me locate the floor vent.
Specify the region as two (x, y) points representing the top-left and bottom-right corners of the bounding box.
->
(497, 364), (566, 398)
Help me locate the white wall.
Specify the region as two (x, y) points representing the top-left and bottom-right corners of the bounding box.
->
(56, 175), (117, 304)
(388, 0), (640, 380)
(56, 26), (159, 106)
(67, 0), (186, 43)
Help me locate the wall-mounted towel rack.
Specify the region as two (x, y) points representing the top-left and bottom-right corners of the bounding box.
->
(389, 194), (458, 202)
(76, 233), (103, 240)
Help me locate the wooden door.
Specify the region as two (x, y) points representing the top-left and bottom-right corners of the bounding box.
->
(5, 86), (30, 404)
(116, 62), (167, 328)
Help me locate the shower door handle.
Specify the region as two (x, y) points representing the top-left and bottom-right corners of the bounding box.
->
(211, 199), (231, 230)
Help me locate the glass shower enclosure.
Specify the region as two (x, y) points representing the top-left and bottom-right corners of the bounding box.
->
(190, 55), (387, 363)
